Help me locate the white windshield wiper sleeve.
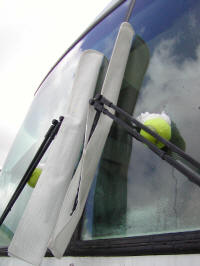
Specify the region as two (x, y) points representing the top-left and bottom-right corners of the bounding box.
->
(89, 94), (200, 188)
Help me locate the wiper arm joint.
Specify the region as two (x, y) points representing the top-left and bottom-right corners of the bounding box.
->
(90, 94), (200, 188)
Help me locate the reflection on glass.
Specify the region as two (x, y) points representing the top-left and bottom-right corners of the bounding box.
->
(0, 1), (129, 247)
(81, 0), (200, 240)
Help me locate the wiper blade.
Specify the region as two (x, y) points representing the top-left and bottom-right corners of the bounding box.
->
(0, 116), (64, 226)
(89, 94), (200, 188)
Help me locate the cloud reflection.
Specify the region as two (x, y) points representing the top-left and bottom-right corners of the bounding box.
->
(127, 36), (200, 236)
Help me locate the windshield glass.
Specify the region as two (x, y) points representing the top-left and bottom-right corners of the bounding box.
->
(81, 0), (200, 240)
(0, 45), (81, 246)
(0, 0), (130, 247)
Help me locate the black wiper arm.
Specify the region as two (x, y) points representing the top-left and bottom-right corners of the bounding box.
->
(89, 94), (200, 188)
(0, 116), (64, 227)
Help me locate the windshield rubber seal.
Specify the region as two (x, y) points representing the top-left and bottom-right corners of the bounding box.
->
(63, 223), (200, 257)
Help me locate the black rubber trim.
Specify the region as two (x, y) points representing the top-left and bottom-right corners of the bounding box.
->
(0, 247), (8, 257)
(66, 229), (200, 257)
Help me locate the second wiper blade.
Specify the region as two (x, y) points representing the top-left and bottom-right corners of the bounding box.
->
(89, 94), (200, 188)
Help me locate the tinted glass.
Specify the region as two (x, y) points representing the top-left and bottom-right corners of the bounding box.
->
(0, 0), (130, 247)
(81, 0), (200, 240)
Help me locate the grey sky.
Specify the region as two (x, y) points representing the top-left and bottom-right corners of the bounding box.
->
(0, 0), (110, 167)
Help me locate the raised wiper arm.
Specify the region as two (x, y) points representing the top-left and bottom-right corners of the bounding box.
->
(89, 94), (200, 188)
(0, 116), (64, 227)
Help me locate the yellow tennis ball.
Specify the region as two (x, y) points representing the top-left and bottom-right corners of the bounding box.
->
(140, 117), (171, 148)
(28, 167), (42, 188)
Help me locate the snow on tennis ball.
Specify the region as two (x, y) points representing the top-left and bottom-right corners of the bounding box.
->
(137, 111), (171, 149)
(28, 167), (42, 188)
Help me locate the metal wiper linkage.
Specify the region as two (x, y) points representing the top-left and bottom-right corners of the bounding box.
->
(89, 94), (200, 188)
